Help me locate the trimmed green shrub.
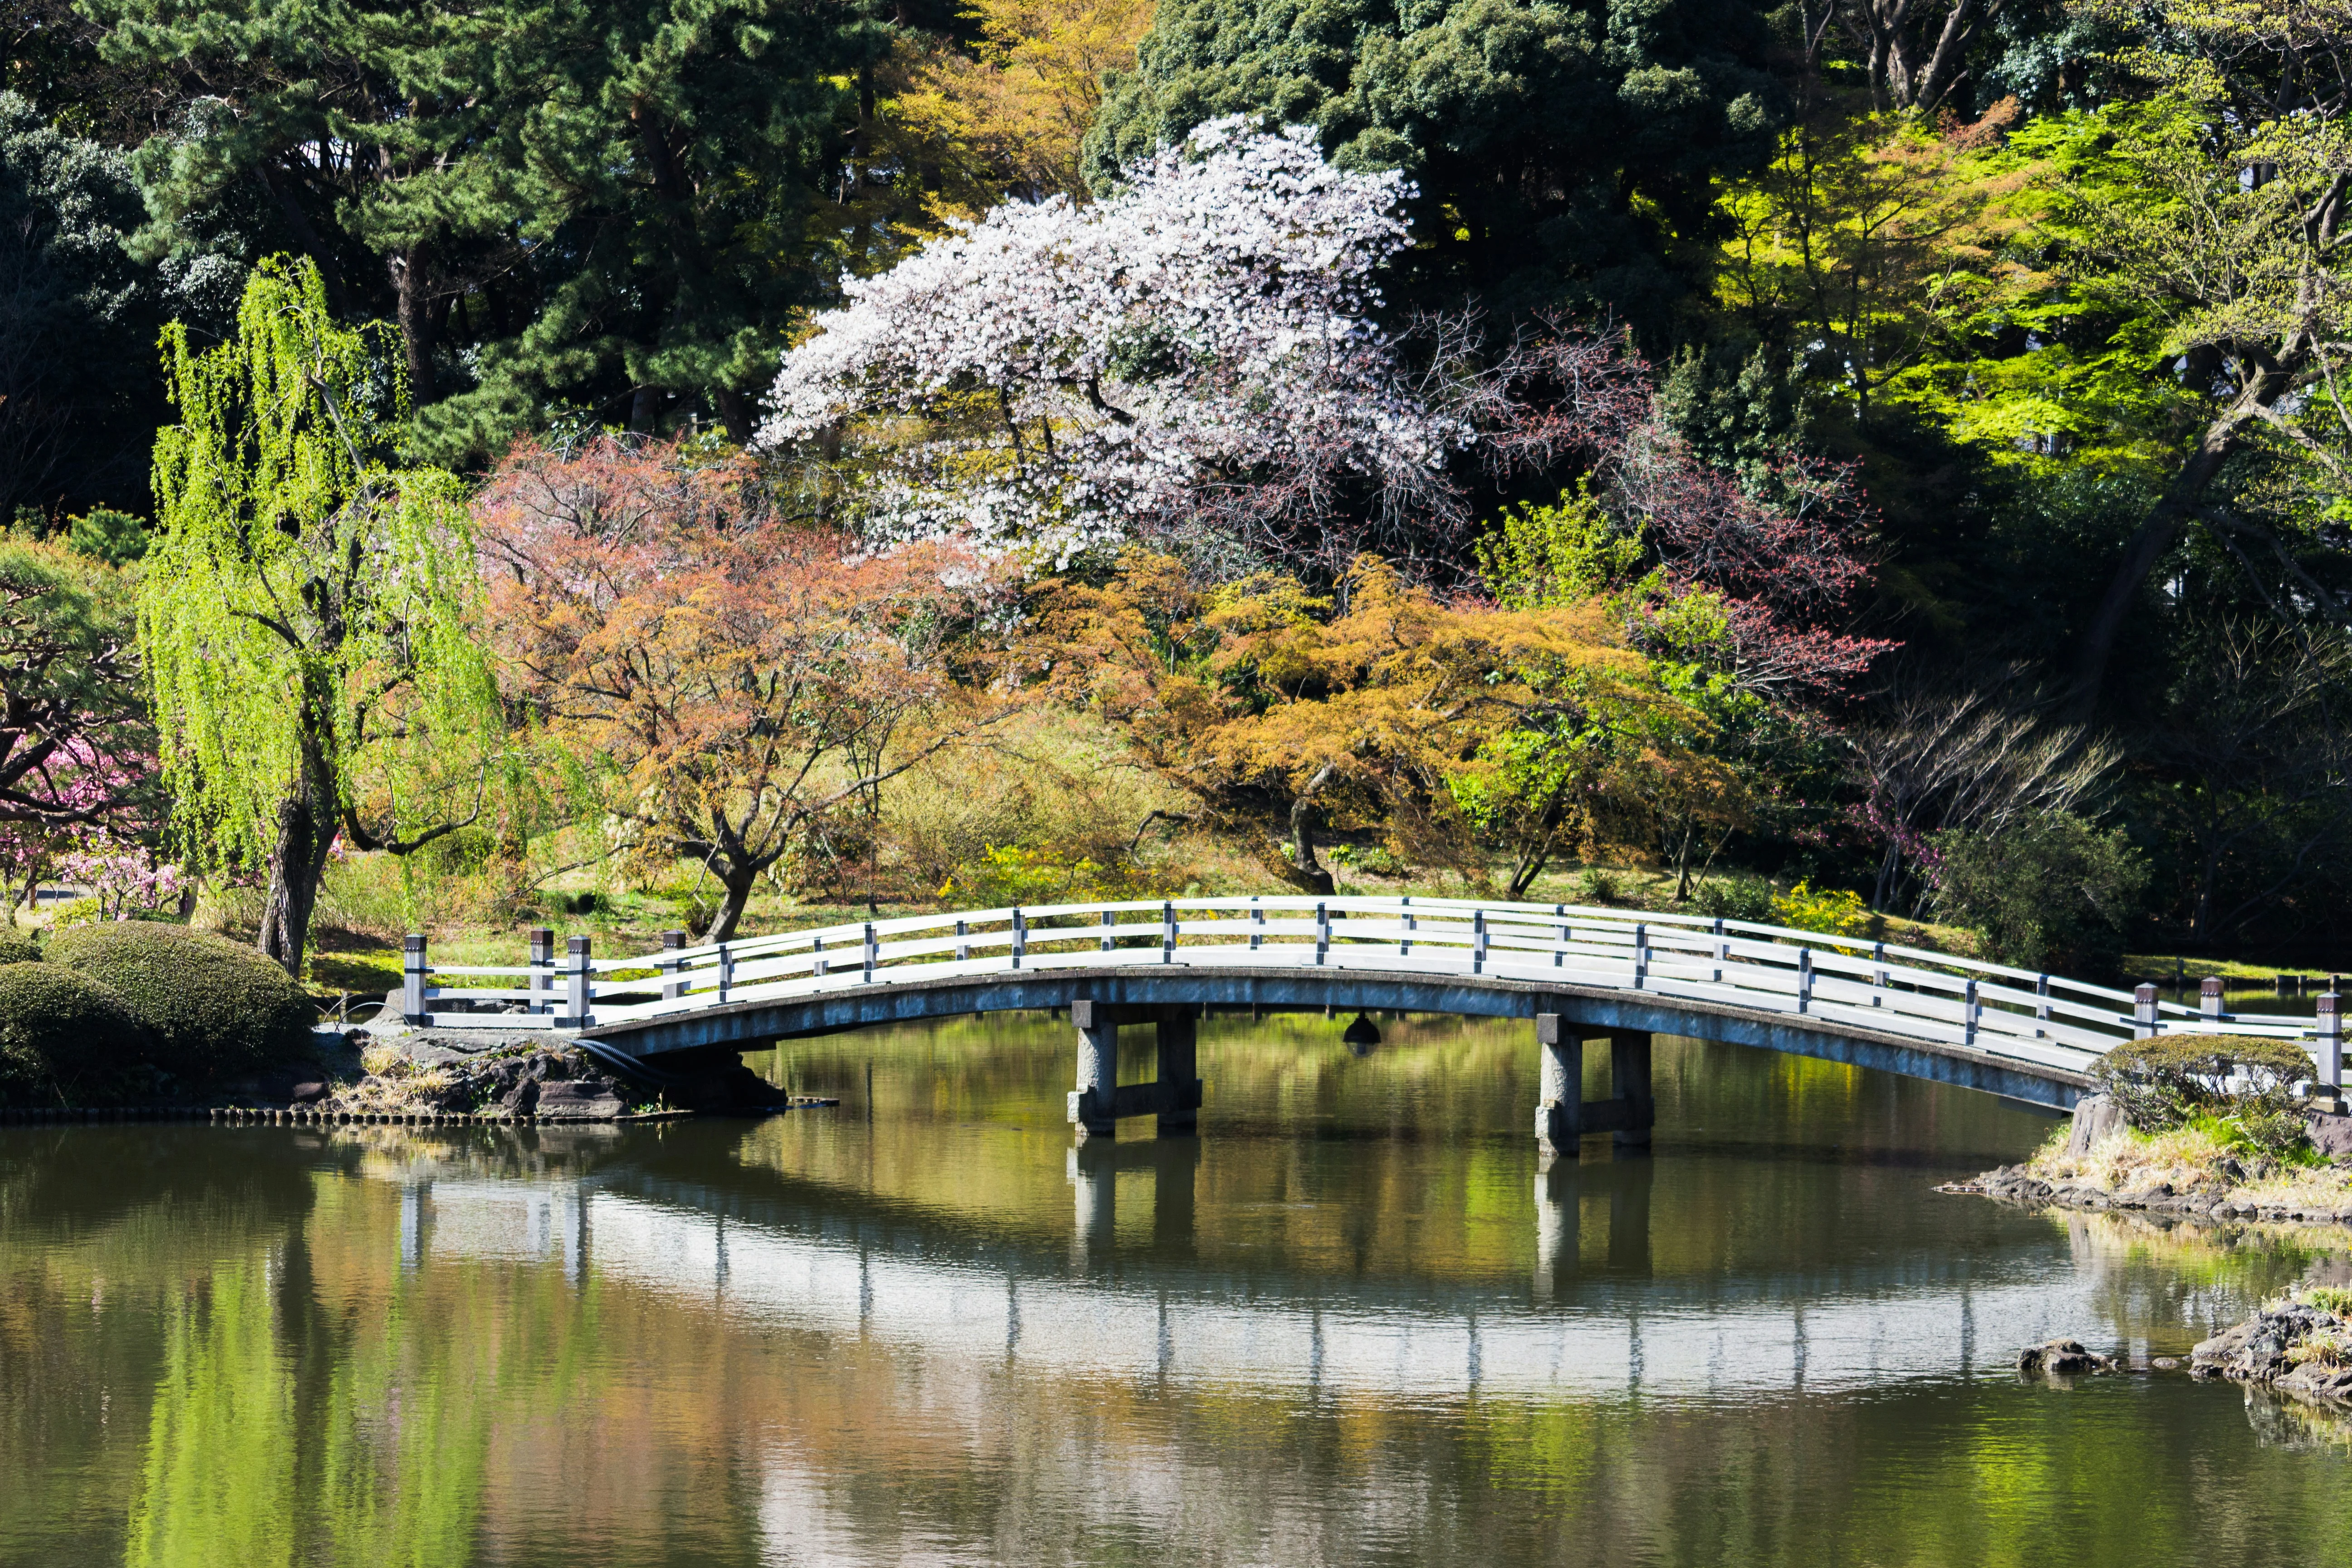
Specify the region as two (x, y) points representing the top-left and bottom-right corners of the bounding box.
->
(0, 933), (40, 965)
(47, 922), (314, 1080)
(0, 963), (148, 1105)
(2092, 1034), (2318, 1157)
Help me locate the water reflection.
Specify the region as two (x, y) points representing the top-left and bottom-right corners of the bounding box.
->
(4, 1016), (2352, 1567)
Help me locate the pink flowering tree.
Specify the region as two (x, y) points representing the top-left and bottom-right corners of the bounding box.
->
(0, 541), (164, 919)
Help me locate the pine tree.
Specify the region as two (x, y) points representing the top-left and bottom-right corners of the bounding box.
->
(90, 0), (888, 457)
(1084, 0), (1789, 328)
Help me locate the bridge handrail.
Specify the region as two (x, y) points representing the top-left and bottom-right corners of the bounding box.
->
(392, 896), (2333, 1079)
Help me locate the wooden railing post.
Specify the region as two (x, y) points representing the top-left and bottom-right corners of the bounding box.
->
(1100, 908), (1115, 953)
(658, 929), (686, 1001)
(717, 940), (734, 1004)
(1011, 907), (1027, 969)
(1398, 895), (1412, 957)
(2134, 983), (2158, 1040)
(1715, 918), (1730, 985)
(955, 918), (970, 962)
(1161, 900), (1176, 963)
(2319, 993), (2343, 1098)
(402, 934), (427, 1025)
(862, 922), (877, 982)
(529, 927), (555, 1014)
(1870, 941), (1887, 1008)
(1964, 976), (1980, 1047)
(1555, 904), (1569, 969)
(1471, 909), (1486, 975)
(1251, 895), (1264, 952)
(2035, 972), (2050, 1036)
(1796, 946), (1812, 1013)
(560, 936), (591, 1029)
(2200, 975), (2225, 1020)
(1315, 902), (1330, 966)
(1633, 922), (1648, 990)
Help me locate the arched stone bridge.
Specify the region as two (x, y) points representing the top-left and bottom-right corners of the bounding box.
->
(394, 896), (2342, 1141)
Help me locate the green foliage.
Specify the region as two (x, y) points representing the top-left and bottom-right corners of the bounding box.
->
(48, 921), (315, 1081)
(0, 934), (41, 965)
(1475, 484), (1646, 610)
(1695, 874), (1774, 922)
(1932, 810), (2147, 974)
(1087, 0), (1788, 321)
(2307, 1287), (2352, 1319)
(1771, 879), (1869, 936)
(142, 257), (504, 970)
(0, 960), (149, 1106)
(1573, 867), (1624, 905)
(2092, 1034), (2318, 1159)
(66, 508), (150, 564)
(91, 0), (888, 457)
(0, 91), (175, 522)
(938, 843), (1172, 908)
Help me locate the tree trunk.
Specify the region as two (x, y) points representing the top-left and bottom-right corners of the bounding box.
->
(1289, 794), (1336, 896)
(2067, 380), (2275, 717)
(257, 740), (340, 978)
(715, 387), (754, 446)
(390, 239), (437, 405)
(703, 862), (760, 944)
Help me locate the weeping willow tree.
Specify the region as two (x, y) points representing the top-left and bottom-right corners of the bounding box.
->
(142, 257), (502, 976)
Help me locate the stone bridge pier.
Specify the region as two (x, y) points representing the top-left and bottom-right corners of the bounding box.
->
(1066, 1000), (1204, 1140)
(1535, 1013), (1655, 1156)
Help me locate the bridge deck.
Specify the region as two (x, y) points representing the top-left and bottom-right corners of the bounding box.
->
(383, 895), (2340, 1117)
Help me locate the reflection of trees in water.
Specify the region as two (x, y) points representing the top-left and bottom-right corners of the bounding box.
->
(2057, 1210), (2350, 1351)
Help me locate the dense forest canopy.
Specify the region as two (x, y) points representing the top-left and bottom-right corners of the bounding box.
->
(2, 0), (2347, 969)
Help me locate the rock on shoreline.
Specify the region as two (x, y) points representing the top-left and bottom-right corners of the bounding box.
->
(2192, 1302), (2352, 1405)
(1960, 1161), (2352, 1225)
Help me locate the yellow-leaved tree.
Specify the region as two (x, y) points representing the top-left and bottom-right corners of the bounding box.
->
(1030, 551), (1728, 897)
(893, 0), (1154, 212)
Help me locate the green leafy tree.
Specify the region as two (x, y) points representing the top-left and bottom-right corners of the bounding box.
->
(1084, 0), (1788, 323)
(0, 91), (172, 522)
(1931, 808), (2146, 973)
(90, 0), (889, 458)
(142, 258), (502, 975)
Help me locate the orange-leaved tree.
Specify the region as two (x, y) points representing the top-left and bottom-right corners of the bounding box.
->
(1030, 551), (1722, 897)
(477, 436), (1006, 937)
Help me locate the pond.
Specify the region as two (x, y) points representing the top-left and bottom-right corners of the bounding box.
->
(3, 1012), (2347, 1566)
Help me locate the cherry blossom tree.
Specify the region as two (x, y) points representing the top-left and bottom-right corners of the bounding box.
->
(759, 118), (1467, 570)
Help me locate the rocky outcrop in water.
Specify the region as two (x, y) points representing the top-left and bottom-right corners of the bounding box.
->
(327, 1035), (637, 1120)
(1964, 1158), (2352, 1225)
(2192, 1301), (2352, 1405)
(2015, 1338), (2115, 1376)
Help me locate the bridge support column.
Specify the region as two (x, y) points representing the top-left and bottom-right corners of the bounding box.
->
(1069, 1000), (1117, 1140)
(1610, 1030), (1654, 1148)
(1536, 1015), (1655, 1156)
(1156, 1008), (1199, 1135)
(1536, 1014), (1581, 1155)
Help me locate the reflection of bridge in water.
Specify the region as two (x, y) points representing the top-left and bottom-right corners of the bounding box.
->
(378, 1139), (2223, 1401)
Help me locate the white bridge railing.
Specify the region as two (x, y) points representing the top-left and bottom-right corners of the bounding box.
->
(390, 896), (2344, 1086)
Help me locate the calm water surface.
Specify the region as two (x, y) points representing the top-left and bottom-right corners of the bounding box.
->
(4, 1013), (2348, 1566)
